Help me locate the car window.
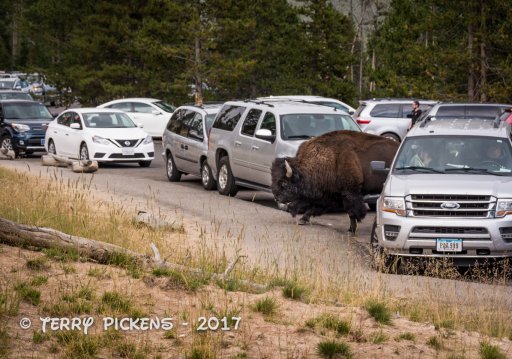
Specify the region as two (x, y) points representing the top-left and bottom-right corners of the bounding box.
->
(180, 110), (196, 137)
(70, 112), (82, 129)
(109, 102), (132, 111)
(259, 112), (276, 135)
(187, 112), (204, 140)
(3, 102), (53, 120)
(369, 104), (400, 118)
(212, 105), (246, 131)
(436, 106), (464, 117)
(205, 113), (217, 133)
(57, 113), (71, 126)
(133, 102), (154, 114)
(281, 113), (359, 139)
(153, 101), (176, 113)
(83, 113), (136, 128)
(0, 80), (15, 89)
(354, 104), (366, 117)
(241, 109), (262, 137)
(466, 106), (502, 117)
(167, 109), (184, 134)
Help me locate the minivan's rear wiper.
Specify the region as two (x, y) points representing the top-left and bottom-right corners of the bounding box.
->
(444, 167), (507, 176)
(394, 166), (444, 173)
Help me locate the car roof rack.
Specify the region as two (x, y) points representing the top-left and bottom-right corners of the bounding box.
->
(255, 98), (339, 111)
(419, 115), (501, 128)
(243, 99), (274, 107)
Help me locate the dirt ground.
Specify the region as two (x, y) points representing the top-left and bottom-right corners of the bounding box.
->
(1, 243), (511, 359)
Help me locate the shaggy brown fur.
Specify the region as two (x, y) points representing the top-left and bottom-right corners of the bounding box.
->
(271, 130), (399, 233)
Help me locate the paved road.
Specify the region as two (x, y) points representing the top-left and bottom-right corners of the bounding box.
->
(2, 141), (512, 310)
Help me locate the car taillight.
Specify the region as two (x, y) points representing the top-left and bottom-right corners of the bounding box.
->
(356, 117), (371, 125)
(207, 128), (212, 150)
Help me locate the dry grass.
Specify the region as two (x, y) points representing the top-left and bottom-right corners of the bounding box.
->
(0, 165), (512, 357)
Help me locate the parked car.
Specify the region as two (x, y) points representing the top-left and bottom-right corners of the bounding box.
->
(498, 108), (512, 125)
(162, 103), (222, 189)
(206, 99), (361, 196)
(354, 98), (437, 142)
(0, 90), (33, 101)
(258, 95), (356, 114)
(420, 102), (512, 122)
(0, 100), (53, 157)
(371, 117), (512, 268)
(97, 98), (176, 138)
(45, 108), (154, 167)
(0, 78), (30, 93)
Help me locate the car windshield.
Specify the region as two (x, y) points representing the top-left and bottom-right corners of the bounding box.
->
(281, 113), (360, 140)
(0, 92), (33, 100)
(394, 136), (512, 176)
(3, 102), (53, 120)
(153, 101), (176, 113)
(82, 113), (137, 128)
(0, 80), (15, 89)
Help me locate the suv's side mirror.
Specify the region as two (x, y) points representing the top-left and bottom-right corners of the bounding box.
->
(370, 160), (390, 174)
(255, 129), (275, 142)
(70, 123), (81, 130)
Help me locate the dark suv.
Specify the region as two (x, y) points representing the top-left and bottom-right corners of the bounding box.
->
(0, 100), (53, 157)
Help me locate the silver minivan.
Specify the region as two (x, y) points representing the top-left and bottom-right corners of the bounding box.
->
(162, 103), (222, 189)
(207, 100), (361, 196)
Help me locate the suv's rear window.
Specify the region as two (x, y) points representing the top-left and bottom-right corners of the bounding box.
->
(212, 105), (246, 131)
(369, 104), (400, 118)
(466, 106), (502, 118)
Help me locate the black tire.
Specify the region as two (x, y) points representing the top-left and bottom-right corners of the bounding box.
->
(382, 133), (400, 142)
(166, 151), (181, 182)
(370, 218), (398, 273)
(138, 160), (152, 167)
(217, 156), (238, 196)
(201, 160), (216, 190)
(48, 140), (56, 155)
(79, 143), (89, 160)
(0, 135), (18, 158)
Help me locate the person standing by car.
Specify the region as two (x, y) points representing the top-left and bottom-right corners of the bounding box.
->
(410, 100), (422, 127)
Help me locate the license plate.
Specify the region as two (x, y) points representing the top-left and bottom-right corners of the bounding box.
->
(40, 139), (45, 145)
(436, 238), (462, 252)
(121, 147), (134, 156)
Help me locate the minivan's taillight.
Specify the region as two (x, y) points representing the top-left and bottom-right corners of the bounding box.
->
(356, 117), (371, 125)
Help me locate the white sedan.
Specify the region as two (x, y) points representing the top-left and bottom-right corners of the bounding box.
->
(97, 98), (176, 138)
(45, 108), (154, 167)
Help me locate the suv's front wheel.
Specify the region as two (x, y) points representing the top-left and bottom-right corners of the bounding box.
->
(370, 218), (398, 273)
(217, 156), (238, 196)
(1, 135), (18, 158)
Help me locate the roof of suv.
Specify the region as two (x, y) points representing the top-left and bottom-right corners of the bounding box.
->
(407, 118), (510, 138)
(225, 99), (348, 115)
(178, 103), (222, 115)
(359, 98), (438, 105)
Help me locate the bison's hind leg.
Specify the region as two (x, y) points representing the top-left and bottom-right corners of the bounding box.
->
(342, 191), (368, 234)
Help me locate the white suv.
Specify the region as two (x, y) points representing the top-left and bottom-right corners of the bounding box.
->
(354, 98), (437, 142)
(207, 100), (361, 196)
(258, 95), (356, 114)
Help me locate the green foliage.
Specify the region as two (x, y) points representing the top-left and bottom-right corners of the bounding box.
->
(282, 281), (307, 301)
(252, 296), (278, 316)
(364, 299), (391, 325)
(317, 340), (351, 359)
(479, 341), (507, 359)
(14, 282), (41, 306)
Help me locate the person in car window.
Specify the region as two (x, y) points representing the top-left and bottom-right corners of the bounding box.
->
(409, 147), (432, 167)
(410, 100), (422, 128)
(483, 143), (506, 166)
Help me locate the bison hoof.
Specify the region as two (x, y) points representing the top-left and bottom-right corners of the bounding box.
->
(298, 218), (310, 225)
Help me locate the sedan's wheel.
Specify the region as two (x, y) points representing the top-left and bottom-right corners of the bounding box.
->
(138, 160), (152, 168)
(382, 133), (400, 142)
(201, 161), (216, 190)
(217, 156), (238, 196)
(48, 140), (56, 155)
(166, 151), (181, 182)
(80, 143), (89, 160)
(1, 135), (17, 158)
(370, 219), (398, 273)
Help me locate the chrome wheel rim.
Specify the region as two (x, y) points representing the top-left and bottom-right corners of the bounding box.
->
(48, 142), (56, 154)
(218, 164), (228, 189)
(201, 164), (210, 186)
(1, 137), (12, 151)
(80, 146), (88, 160)
(167, 156), (173, 177)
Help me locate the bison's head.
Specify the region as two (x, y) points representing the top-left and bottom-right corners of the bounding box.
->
(271, 157), (302, 205)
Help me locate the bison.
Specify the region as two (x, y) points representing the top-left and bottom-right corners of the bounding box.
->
(271, 130), (399, 233)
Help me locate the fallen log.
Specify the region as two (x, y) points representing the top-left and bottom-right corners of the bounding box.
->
(0, 216), (265, 291)
(72, 160), (98, 173)
(42, 155), (68, 167)
(41, 154), (98, 173)
(0, 148), (15, 160)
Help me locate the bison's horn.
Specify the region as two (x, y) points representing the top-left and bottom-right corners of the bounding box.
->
(285, 160), (293, 178)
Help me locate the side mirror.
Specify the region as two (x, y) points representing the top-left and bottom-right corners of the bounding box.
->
(137, 123), (144, 128)
(70, 123), (81, 130)
(255, 128), (275, 142)
(152, 110), (162, 115)
(348, 110), (355, 115)
(370, 160), (390, 174)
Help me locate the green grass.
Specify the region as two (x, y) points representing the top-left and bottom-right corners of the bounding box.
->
(30, 275), (48, 286)
(0, 328), (9, 357)
(252, 296), (278, 316)
(32, 330), (49, 344)
(395, 332), (415, 341)
(427, 336), (442, 350)
(101, 291), (133, 313)
(317, 340), (351, 359)
(282, 281), (307, 301)
(310, 313), (351, 335)
(14, 282), (41, 305)
(0, 287), (20, 316)
(370, 330), (388, 344)
(42, 247), (80, 262)
(365, 300), (391, 325)
(152, 267), (208, 291)
(479, 341), (507, 359)
(26, 257), (49, 270)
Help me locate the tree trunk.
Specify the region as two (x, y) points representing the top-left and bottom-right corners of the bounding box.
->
(467, 23), (475, 101)
(479, 0), (487, 102)
(194, 35), (203, 106)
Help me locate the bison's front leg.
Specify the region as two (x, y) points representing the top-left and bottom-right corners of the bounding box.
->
(341, 191), (367, 234)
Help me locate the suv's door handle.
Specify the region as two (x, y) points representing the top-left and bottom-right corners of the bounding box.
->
(234, 141), (242, 147)
(180, 144), (188, 150)
(251, 145), (259, 150)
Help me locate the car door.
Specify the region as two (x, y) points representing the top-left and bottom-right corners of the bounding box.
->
(248, 111), (278, 187)
(66, 112), (84, 158)
(132, 102), (162, 137)
(179, 110), (205, 176)
(172, 110), (196, 172)
(231, 108), (262, 181)
(49, 112), (72, 156)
